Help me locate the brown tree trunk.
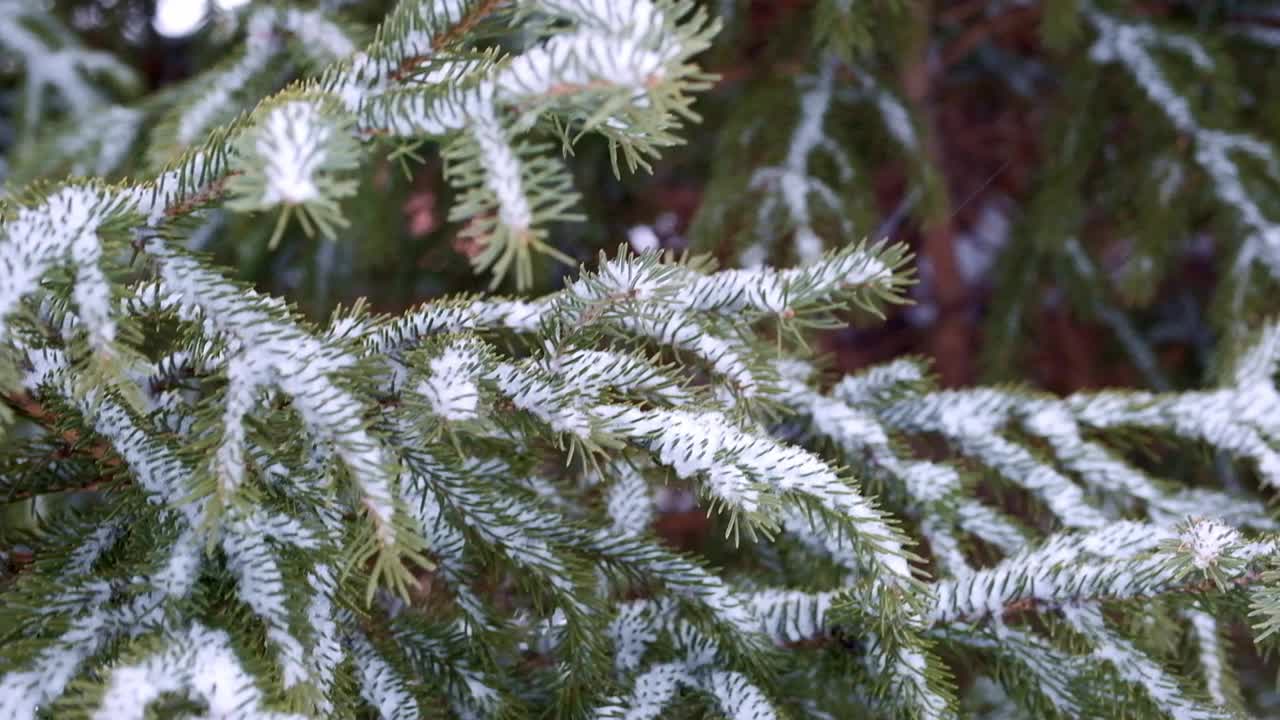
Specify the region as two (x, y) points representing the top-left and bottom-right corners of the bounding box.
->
(901, 0), (972, 387)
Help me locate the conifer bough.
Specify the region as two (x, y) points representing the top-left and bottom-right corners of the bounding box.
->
(3, 1), (1280, 719)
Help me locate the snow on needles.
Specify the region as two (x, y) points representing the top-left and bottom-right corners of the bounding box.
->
(599, 405), (914, 579)
(1180, 519), (1243, 570)
(1088, 9), (1280, 284)
(744, 58), (839, 265)
(470, 94), (533, 232)
(419, 343), (484, 421)
(0, 1), (138, 126)
(0, 187), (120, 351)
(177, 8), (357, 146)
(148, 242), (399, 543)
(1064, 604), (1225, 720)
(93, 623), (307, 720)
(258, 101), (333, 206)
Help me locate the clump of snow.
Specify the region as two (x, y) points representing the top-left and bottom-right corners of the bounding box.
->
(1179, 519), (1241, 569)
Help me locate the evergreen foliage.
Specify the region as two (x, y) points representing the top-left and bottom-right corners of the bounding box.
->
(3, 1), (1280, 719)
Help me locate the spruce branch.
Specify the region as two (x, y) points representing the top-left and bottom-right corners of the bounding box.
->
(6, 1), (1280, 718)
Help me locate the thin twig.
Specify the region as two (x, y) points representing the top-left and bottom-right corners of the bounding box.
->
(2, 393), (120, 501)
(391, 0), (506, 81)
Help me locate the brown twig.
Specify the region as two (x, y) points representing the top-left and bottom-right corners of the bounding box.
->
(433, 0), (505, 51)
(163, 170), (242, 219)
(5, 393), (98, 456)
(391, 0), (506, 81)
(2, 393), (121, 501)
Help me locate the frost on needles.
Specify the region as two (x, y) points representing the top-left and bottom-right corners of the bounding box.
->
(4, 2), (1280, 720)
